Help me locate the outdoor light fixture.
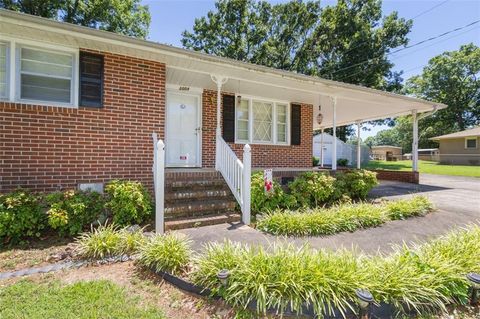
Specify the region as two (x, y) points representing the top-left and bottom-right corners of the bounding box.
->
(356, 288), (374, 319)
(237, 95), (242, 107)
(217, 269), (230, 287)
(466, 272), (480, 306)
(316, 105), (323, 125)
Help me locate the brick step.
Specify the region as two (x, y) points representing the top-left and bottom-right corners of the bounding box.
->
(165, 199), (237, 219)
(165, 213), (241, 231)
(165, 170), (222, 182)
(166, 179), (228, 190)
(165, 189), (234, 203)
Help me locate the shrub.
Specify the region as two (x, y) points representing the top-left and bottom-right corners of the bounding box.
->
(45, 190), (105, 236)
(75, 223), (145, 259)
(137, 233), (191, 275)
(337, 158), (349, 166)
(288, 172), (336, 208)
(104, 180), (153, 226)
(335, 169), (378, 199)
(250, 172), (296, 215)
(0, 189), (46, 244)
(256, 196), (433, 237)
(312, 156), (319, 166)
(386, 196), (434, 220)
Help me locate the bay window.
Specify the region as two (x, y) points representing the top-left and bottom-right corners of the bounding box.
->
(235, 96), (290, 145)
(19, 47), (74, 104)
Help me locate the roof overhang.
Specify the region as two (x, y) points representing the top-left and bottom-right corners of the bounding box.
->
(0, 9), (447, 129)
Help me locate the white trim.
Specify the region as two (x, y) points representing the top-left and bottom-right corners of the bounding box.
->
(234, 93), (291, 146)
(0, 41), (10, 100)
(165, 89), (202, 168)
(465, 137), (478, 149)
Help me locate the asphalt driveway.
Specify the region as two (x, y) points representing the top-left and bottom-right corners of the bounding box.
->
(179, 174), (480, 254)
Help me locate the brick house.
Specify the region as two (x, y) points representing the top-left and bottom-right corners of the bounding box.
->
(0, 10), (446, 229)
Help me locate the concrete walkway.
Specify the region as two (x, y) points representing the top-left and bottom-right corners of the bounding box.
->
(179, 174), (480, 254)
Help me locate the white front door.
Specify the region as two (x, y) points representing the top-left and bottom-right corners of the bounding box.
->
(165, 91), (201, 167)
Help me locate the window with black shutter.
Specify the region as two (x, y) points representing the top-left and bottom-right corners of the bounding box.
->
(79, 52), (103, 107)
(222, 94), (235, 142)
(291, 103), (301, 145)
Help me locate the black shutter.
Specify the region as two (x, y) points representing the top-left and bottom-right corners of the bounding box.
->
(79, 52), (104, 108)
(222, 95), (235, 142)
(291, 103), (301, 145)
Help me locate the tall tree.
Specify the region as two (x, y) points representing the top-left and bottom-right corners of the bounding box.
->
(0, 0), (151, 38)
(406, 43), (480, 140)
(182, 0), (412, 140)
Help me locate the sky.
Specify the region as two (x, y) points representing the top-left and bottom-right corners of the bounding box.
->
(141, 0), (480, 138)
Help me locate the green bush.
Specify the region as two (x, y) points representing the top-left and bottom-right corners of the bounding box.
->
(192, 225), (480, 317)
(0, 189), (46, 244)
(45, 190), (105, 236)
(335, 169), (378, 200)
(386, 196), (434, 220)
(337, 158), (349, 166)
(288, 172), (336, 208)
(137, 233), (191, 275)
(75, 223), (145, 259)
(104, 180), (153, 226)
(312, 156), (319, 166)
(256, 196), (434, 237)
(250, 172), (296, 215)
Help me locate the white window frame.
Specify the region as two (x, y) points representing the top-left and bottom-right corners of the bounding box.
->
(234, 94), (291, 146)
(0, 41), (10, 101)
(0, 36), (79, 108)
(465, 137), (477, 149)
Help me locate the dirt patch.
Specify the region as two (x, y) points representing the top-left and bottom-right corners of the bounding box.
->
(0, 236), (73, 272)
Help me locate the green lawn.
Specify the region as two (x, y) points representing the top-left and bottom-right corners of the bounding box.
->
(365, 160), (480, 177)
(0, 279), (165, 319)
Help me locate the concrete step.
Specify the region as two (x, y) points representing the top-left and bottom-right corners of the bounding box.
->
(165, 189), (233, 203)
(165, 213), (241, 230)
(165, 199), (237, 219)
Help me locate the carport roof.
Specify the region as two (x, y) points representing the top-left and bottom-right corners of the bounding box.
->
(0, 9), (447, 130)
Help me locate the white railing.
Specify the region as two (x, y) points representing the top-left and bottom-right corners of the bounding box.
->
(152, 133), (165, 234)
(217, 136), (251, 224)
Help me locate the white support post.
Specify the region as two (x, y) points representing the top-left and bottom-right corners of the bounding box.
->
(211, 75), (228, 170)
(331, 97), (337, 171)
(242, 144), (251, 225)
(320, 127), (324, 168)
(412, 110), (419, 172)
(356, 121), (362, 169)
(155, 139), (165, 234)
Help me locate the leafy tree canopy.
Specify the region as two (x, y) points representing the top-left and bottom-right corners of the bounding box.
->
(182, 0), (412, 140)
(0, 0), (150, 38)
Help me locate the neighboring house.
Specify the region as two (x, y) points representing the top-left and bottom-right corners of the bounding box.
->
(0, 10), (445, 228)
(403, 148), (439, 162)
(370, 146), (403, 161)
(430, 127), (480, 165)
(313, 133), (369, 167)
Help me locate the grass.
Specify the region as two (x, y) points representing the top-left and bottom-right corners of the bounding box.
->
(192, 225), (480, 317)
(365, 160), (480, 177)
(0, 279), (165, 319)
(256, 196), (434, 237)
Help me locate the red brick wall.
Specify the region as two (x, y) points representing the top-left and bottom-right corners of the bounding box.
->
(202, 89), (313, 168)
(1, 50), (166, 193)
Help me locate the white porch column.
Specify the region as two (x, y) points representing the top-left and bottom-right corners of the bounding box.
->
(412, 109), (419, 172)
(320, 127), (324, 168)
(356, 121), (362, 169)
(154, 139), (165, 234)
(242, 144), (251, 225)
(331, 97), (337, 171)
(211, 75), (228, 170)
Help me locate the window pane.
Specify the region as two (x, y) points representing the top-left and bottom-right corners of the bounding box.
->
(253, 101), (273, 142)
(276, 104), (287, 143)
(20, 47), (73, 103)
(236, 99), (249, 141)
(466, 139), (477, 148)
(21, 74), (71, 103)
(0, 43), (6, 98)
